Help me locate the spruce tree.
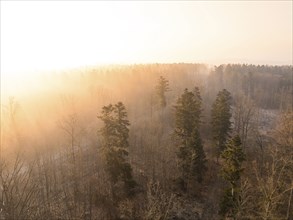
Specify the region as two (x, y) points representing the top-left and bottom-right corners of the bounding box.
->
(219, 135), (246, 219)
(190, 129), (207, 183)
(211, 89), (232, 159)
(192, 86), (202, 127)
(156, 76), (170, 108)
(98, 102), (136, 196)
(174, 88), (206, 188)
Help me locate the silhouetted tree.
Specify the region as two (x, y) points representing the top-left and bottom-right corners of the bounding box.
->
(219, 135), (245, 219)
(156, 76), (170, 108)
(211, 89), (232, 159)
(233, 93), (257, 150)
(190, 129), (207, 183)
(174, 88), (206, 190)
(98, 102), (136, 196)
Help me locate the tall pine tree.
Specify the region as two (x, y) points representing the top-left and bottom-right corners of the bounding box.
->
(156, 76), (170, 108)
(174, 88), (206, 189)
(98, 102), (136, 196)
(211, 89), (232, 159)
(219, 135), (246, 219)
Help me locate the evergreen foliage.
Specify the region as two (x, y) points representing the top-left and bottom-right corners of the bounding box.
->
(190, 129), (207, 183)
(219, 188), (238, 218)
(221, 135), (245, 187)
(156, 76), (170, 108)
(98, 102), (136, 196)
(219, 135), (246, 219)
(174, 88), (207, 186)
(211, 89), (232, 157)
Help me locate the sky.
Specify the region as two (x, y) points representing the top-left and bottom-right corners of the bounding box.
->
(1, 1), (292, 96)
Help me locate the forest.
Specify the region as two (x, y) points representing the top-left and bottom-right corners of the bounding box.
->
(0, 63), (292, 220)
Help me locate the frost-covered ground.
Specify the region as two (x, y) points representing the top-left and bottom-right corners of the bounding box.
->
(257, 109), (279, 135)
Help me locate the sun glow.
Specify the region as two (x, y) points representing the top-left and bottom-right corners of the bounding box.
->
(1, 1), (292, 97)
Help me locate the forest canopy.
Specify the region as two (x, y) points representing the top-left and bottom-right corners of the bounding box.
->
(0, 63), (292, 219)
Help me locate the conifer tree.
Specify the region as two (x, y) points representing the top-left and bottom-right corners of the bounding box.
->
(174, 88), (206, 188)
(156, 76), (170, 108)
(190, 129), (207, 183)
(193, 86), (202, 126)
(211, 89), (232, 158)
(98, 102), (136, 196)
(219, 135), (246, 219)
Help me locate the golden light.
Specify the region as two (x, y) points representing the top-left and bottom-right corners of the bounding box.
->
(1, 1), (292, 97)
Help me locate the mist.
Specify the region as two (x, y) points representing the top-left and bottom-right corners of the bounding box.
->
(1, 1), (292, 219)
(1, 63), (292, 219)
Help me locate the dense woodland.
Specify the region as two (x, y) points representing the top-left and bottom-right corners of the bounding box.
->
(0, 63), (292, 220)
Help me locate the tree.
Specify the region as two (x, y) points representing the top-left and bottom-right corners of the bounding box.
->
(193, 87), (202, 125)
(98, 102), (136, 196)
(211, 89), (232, 159)
(273, 110), (293, 152)
(253, 147), (293, 220)
(219, 135), (246, 219)
(233, 93), (257, 150)
(156, 76), (170, 108)
(254, 110), (293, 220)
(0, 153), (39, 220)
(190, 129), (207, 183)
(174, 88), (206, 189)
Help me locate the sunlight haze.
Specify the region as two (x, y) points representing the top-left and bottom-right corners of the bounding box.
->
(0, 3), (293, 217)
(1, 1), (292, 96)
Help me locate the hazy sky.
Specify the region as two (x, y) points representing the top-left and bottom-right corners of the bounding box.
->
(1, 1), (292, 76)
